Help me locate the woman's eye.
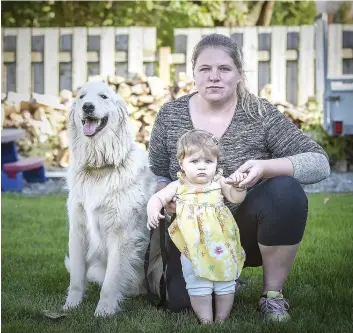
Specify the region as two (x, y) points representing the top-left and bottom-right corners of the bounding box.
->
(191, 160), (198, 163)
(220, 67), (229, 71)
(79, 95), (85, 99)
(200, 68), (209, 72)
(100, 94), (108, 99)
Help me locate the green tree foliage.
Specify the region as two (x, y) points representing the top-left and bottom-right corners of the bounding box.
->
(271, 0), (317, 26)
(0, 1), (328, 47)
(336, 1), (353, 24)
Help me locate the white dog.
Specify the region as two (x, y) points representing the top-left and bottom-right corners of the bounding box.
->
(63, 81), (161, 316)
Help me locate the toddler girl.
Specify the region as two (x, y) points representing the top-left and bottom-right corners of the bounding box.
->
(147, 129), (247, 324)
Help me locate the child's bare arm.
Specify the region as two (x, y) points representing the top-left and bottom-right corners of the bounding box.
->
(220, 175), (247, 204)
(147, 181), (178, 230)
(154, 180), (179, 206)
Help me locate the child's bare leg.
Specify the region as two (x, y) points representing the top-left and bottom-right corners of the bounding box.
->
(190, 295), (213, 324)
(214, 293), (234, 322)
(180, 254), (213, 323)
(214, 281), (236, 322)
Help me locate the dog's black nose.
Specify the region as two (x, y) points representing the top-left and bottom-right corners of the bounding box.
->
(82, 102), (95, 114)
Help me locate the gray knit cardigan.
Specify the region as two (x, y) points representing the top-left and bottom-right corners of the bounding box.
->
(149, 92), (330, 189)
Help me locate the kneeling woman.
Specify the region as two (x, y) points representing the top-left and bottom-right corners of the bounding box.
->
(148, 33), (330, 322)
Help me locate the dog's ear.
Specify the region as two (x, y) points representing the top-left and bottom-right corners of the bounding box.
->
(116, 98), (129, 116)
(68, 101), (76, 124)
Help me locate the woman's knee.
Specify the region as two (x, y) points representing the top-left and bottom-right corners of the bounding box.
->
(256, 176), (308, 246)
(263, 176), (308, 210)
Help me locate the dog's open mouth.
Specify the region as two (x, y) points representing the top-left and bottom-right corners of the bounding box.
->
(82, 116), (108, 137)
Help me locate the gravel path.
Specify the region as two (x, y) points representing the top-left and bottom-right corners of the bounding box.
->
(19, 172), (353, 196)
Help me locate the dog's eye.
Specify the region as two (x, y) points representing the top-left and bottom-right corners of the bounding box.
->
(79, 94), (85, 99)
(100, 94), (108, 99)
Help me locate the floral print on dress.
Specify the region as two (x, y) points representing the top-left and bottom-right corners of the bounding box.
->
(167, 171), (246, 282)
(183, 246), (189, 257)
(208, 241), (229, 260)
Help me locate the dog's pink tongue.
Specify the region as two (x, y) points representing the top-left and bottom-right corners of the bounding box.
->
(83, 119), (99, 136)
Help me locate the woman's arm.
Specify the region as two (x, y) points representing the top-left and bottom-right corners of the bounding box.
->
(149, 105), (171, 180)
(262, 100), (330, 184)
(286, 152), (330, 184)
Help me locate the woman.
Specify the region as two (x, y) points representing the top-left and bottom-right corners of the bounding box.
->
(148, 33), (330, 322)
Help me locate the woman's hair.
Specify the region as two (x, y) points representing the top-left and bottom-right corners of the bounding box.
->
(177, 129), (220, 161)
(191, 33), (264, 117)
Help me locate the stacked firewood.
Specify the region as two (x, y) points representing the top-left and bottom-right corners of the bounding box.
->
(171, 72), (195, 99)
(259, 84), (320, 127)
(107, 73), (172, 147)
(1, 74), (171, 169)
(1, 75), (315, 169)
(2, 91), (71, 168)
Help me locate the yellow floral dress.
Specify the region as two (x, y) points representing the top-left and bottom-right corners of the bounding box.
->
(168, 171), (246, 282)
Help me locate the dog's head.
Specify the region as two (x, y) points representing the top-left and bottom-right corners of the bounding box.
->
(68, 81), (135, 168)
(71, 81), (128, 138)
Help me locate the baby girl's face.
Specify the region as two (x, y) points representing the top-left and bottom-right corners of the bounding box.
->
(180, 151), (217, 185)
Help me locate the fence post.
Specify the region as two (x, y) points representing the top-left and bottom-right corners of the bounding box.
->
(186, 29), (202, 78)
(100, 27), (115, 79)
(298, 25), (315, 106)
(44, 28), (59, 95)
(271, 27), (287, 101)
(242, 27), (258, 95)
(159, 47), (171, 87)
(128, 27), (144, 74)
(16, 28), (31, 95)
(328, 24), (343, 77)
(72, 27), (87, 91)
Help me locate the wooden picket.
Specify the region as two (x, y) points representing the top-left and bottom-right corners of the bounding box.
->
(1, 27), (157, 95)
(171, 24), (353, 105)
(1, 24), (353, 106)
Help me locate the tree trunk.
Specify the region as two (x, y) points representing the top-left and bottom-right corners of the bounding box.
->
(257, 1), (275, 26)
(246, 1), (266, 26)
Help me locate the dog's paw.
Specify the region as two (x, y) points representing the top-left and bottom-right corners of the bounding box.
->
(94, 299), (119, 317)
(63, 291), (84, 310)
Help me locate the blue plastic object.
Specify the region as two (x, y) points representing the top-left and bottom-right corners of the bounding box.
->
(1, 170), (23, 192)
(23, 166), (46, 183)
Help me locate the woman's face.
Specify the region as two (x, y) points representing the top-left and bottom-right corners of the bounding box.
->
(193, 47), (240, 103)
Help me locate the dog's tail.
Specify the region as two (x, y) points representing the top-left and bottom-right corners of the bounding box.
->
(64, 255), (105, 285)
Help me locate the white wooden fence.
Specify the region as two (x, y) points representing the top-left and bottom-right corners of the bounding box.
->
(1, 27), (156, 96)
(2, 24), (353, 106)
(171, 24), (353, 105)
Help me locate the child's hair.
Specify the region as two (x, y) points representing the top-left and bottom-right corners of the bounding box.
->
(177, 129), (220, 161)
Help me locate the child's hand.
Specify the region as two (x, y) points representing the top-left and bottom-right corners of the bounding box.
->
(225, 171), (247, 188)
(147, 210), (165, 230)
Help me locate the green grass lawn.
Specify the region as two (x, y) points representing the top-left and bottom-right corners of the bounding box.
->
(2, 193), (353, 333)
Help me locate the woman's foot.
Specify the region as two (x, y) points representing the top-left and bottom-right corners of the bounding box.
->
(258, 290), (290, 322)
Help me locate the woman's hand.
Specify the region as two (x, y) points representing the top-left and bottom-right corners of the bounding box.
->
(155, 181), (176, 214)
(235, 160), (267, 188)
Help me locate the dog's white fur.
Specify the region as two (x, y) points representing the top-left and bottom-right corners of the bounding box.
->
(63, 81), (161, 316)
